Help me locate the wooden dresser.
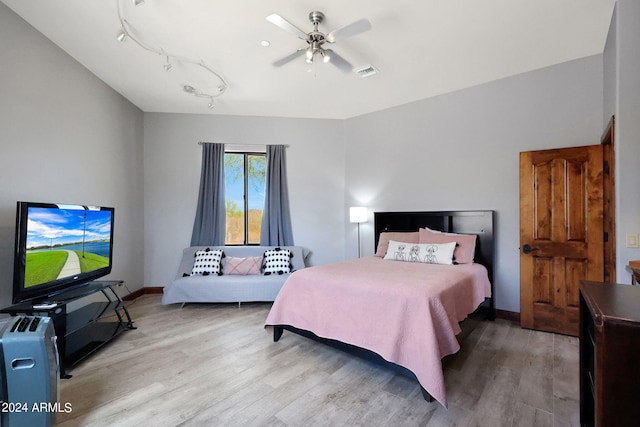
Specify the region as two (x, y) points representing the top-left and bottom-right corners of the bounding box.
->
(579, 281), (640, 427)
(629, 260), (640, 285)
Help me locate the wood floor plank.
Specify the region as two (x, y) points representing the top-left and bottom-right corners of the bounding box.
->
(383, 386), (438, 426)
(517, 330), (555, 413)
(552, 334), (580, 427)
(54, 295), (580, 426)
(512, 402), (553, 427)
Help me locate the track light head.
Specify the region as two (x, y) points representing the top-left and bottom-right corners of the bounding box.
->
(117, 29), (127, 42)
(133, 0), (145, 6)
(163, 55), (172, 72)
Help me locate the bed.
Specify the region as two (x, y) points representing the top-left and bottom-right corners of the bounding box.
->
(264, 210), (494, 408)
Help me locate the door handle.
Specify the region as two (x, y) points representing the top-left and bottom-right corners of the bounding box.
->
(523, 244), (533, 254)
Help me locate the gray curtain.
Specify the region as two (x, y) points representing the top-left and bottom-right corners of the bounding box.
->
(191, 143), (226, 246)
(260, 145), (294, 246)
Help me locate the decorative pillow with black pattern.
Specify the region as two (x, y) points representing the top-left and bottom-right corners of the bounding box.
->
(383, 240), (456, 265)
(190, 248), (225, 276)
(262, 247), (293, 275)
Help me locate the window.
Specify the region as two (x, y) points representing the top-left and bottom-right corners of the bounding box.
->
(224, 152), (266, 245)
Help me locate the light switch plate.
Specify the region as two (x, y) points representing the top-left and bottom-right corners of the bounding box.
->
(626, 233), (639, 248)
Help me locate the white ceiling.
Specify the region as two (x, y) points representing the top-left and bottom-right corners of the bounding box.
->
(2, 0), (616, 120)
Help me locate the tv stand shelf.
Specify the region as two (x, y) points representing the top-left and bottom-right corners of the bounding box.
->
(0, 280), (135, 378)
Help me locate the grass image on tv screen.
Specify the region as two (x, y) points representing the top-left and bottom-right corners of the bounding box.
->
(25, 250), (109, 289)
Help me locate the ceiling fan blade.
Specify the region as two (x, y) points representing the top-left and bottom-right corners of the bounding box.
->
(325, 50), (353, 73)
(266, 14), (309, 41)
(326, 18), (372, 43)
(273, 49), (307, 67)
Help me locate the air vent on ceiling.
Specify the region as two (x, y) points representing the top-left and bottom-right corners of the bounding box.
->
(353, 64), (378, 78)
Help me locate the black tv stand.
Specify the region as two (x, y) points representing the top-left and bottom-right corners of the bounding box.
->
(0, 281), (135, 378)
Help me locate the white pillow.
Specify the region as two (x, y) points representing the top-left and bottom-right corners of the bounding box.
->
(191, 249), (224, 276)
(383, 240), (456, 265)
(262, 248), (292, 275)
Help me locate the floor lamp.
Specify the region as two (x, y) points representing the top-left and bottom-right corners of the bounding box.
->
(349, 207), (367, 258)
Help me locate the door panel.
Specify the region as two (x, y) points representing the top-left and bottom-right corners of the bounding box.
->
(520, 145), (603, 336)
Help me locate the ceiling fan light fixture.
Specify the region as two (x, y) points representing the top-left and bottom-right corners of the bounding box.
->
(266, 11), (371, 72)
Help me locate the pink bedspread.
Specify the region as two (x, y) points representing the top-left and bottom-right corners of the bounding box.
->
(264, 256), (491, 408)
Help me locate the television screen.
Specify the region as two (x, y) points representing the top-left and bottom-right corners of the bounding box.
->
(13, 202), (115, 304)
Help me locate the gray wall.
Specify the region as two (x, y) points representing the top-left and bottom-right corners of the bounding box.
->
(143, 113), (345, 288)
(603, 5), (617, 123)
(0, 4), (145, 307)
(343, 55), (604, 313)
(604, 0), (640, 280)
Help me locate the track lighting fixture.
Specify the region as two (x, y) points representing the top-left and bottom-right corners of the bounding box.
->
(116, 28), (127, 42)
(182, 85), (216, 109)
(163, 54), (172, 72)
(116, 0), (228, 109)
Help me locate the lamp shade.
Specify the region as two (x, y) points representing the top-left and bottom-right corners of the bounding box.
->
(349, 207), (367, 223)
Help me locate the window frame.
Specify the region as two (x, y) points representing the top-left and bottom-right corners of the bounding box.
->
(224, 150), (266, 246)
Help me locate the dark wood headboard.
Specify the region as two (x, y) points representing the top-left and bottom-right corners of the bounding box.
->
(374, 210), (495, 297)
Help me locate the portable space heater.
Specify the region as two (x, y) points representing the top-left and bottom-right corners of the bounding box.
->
(0, 316), (59, 427)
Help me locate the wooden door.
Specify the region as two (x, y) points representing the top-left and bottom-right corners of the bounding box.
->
(520, 145), (604, 336)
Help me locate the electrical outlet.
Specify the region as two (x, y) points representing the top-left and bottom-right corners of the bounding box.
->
(626, 233), (640, 248)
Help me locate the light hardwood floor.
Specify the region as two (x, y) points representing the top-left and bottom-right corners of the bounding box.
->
(55, 295), (579, 426)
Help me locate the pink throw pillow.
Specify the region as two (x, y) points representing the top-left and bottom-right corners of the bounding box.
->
(418, 228), (477, 264)
(225, 256), (263, 275)
(375, 232), (419, 257)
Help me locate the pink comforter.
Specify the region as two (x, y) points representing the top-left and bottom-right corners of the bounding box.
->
(264, 256), (491, 408)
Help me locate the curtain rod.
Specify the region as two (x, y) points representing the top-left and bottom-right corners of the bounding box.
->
(197, 141), (289, 148)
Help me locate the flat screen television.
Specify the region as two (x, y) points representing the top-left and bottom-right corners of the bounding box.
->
(12, 201), (115, 304)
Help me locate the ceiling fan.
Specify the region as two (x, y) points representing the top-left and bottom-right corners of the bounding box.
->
(266, 11), (372, 73)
